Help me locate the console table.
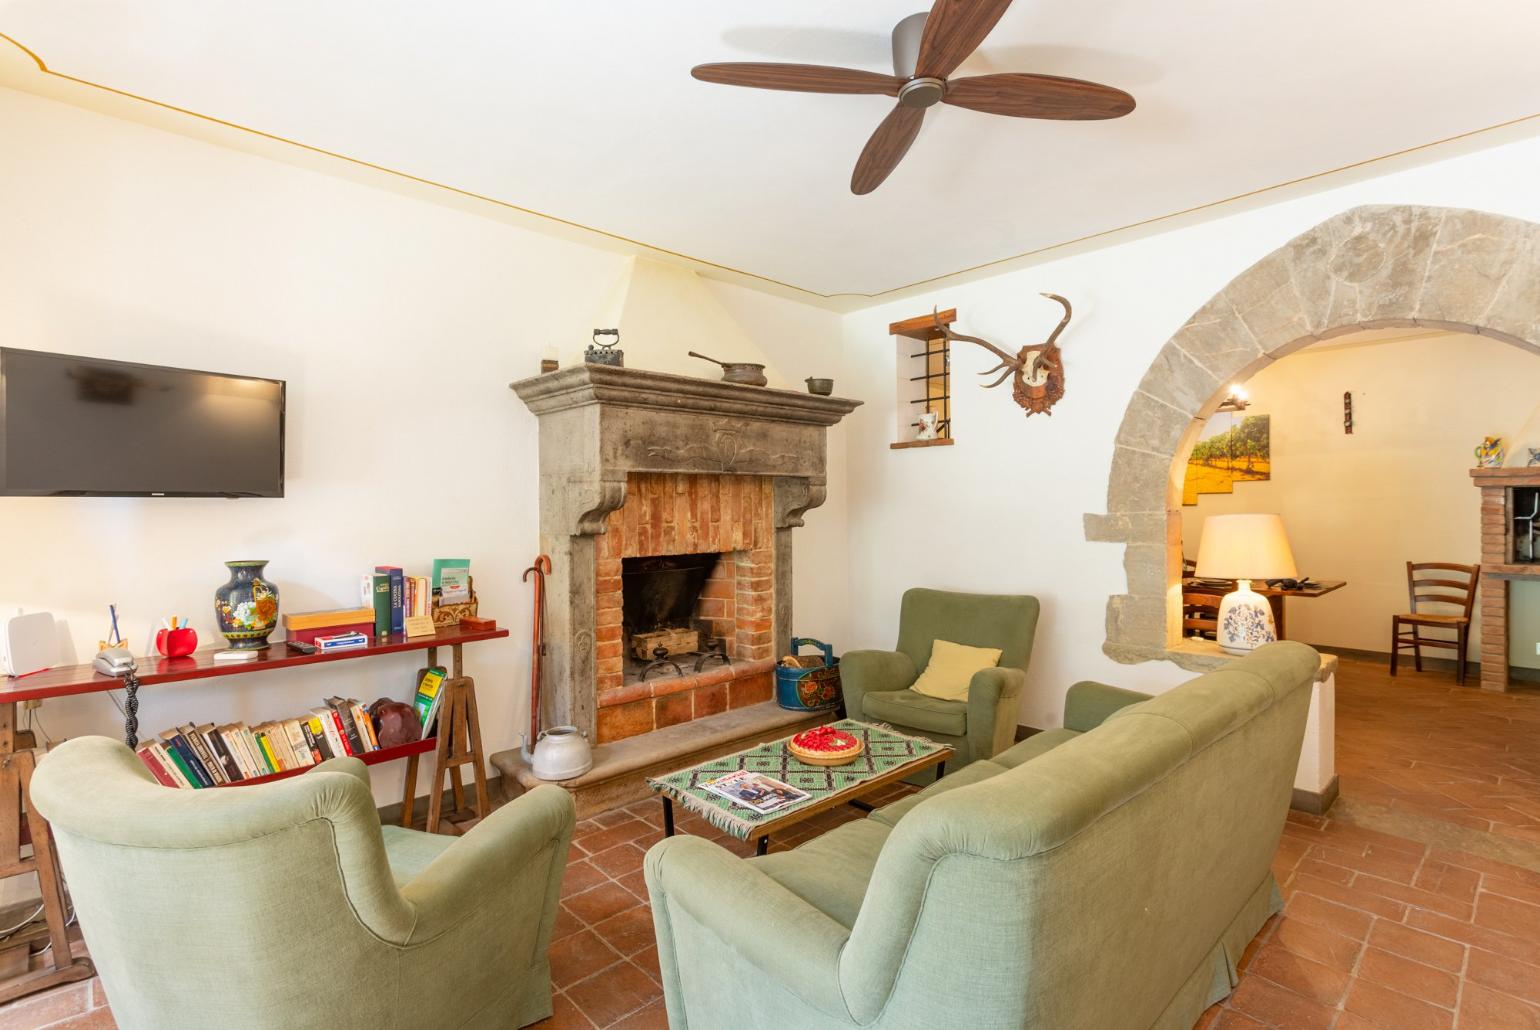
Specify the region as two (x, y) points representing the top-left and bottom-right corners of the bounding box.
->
(0, 623), (506, 1001)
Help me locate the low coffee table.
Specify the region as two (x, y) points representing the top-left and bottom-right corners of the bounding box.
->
(646, 719), (952, 856)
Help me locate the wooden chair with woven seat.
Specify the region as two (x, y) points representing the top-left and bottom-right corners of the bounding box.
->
(1182, 590), (1223, 641)
(1390, 561), (1480, 685)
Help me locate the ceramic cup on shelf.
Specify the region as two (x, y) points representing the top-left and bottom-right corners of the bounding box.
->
(214, 560), (279, 649)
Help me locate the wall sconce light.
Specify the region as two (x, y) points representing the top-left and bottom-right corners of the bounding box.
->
(1215, 384), (1250, 413)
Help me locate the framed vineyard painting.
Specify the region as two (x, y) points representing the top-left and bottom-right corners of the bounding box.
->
(1183, 412), (1270, 505)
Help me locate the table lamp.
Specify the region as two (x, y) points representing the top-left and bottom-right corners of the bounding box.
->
(1194, 513), (1297, 655)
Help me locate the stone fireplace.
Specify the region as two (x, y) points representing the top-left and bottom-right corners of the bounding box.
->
(1470, 466), (1540, 692)
(495, 365), (859, 809)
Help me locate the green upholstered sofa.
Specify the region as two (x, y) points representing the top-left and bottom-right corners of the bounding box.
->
(645, 641), (1319, 1029)
(839, 588), (1041, 773)
(31, 737), (575, 1030)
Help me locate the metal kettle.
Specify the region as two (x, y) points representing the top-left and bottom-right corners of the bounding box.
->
(521, 725), (594, 781)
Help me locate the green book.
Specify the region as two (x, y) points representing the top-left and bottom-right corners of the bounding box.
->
(162, 743), (203, 789)
(371, 572), (392, 638)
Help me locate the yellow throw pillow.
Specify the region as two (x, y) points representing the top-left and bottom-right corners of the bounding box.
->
(910, 639), (1004, 703)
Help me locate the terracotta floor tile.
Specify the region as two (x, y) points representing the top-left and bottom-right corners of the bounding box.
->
(1407, 908), (1540, 967)
(1364, 919), (1465, 973)
(1212, 1011), (1268, 1029)
(550, 929), (622, 990)
(1283, 890), (1375, 942)
(591, 905), (655, 957)
(588, 842), (648, 879)
(1457, 982), (1540, 1029)
(1350, 873), (1474, 921)
(564, 961), (661, 1028)
(565, 881), (644, 926)
(1269, 916), (1364, 972)
(631, 944), (662, 985)
(552, 903), (584, 942)
(1248, 943), (1352, 1005)
(1466, 948), (1540, 1007)
(1473, 891), (1540, 940)
(533, 990), (597, 1029)
(1226, 976), (1337, 1030)
(608, 999), (669, 1030)
(1341, 979), (1453, 1030)
(38, 1010), (114, 1030)
(1354, 948), (1459, 1008)
(0, 984), (90, 1030)
(561, 859), (608, 899)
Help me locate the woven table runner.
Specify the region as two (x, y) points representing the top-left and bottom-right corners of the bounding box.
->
(646, 720), (947, 840)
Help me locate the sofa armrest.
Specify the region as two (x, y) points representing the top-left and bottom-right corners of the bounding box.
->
(967, 666), (1027, 760)
(839, 649), (917, 721)
(1063, 681), (1153, 733)
(645, 834), (853, 1019)
(399, 784), (575, 946)
(308, 755), (371, 791)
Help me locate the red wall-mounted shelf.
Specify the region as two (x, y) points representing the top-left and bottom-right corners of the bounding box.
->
(0, 624), (508, 704)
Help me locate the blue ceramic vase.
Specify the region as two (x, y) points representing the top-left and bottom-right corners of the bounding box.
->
(214, 560), (279, 649)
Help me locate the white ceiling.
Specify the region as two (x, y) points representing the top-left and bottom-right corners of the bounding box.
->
(2, 1), (1538, 299)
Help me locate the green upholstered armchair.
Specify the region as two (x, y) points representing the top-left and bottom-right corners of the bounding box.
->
(840, 588), (1040, 770)
(30, 736), (575, 1030)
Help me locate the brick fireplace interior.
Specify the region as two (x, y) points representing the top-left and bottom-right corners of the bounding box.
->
(594, 472), (777, 742)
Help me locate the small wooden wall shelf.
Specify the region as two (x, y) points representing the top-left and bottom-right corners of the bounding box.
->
(890, 438), (955, 450)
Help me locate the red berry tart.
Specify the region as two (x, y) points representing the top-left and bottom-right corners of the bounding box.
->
(787, 724), (864, 766)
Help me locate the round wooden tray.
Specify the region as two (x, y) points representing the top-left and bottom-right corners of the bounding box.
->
(787, 736), (864, 766)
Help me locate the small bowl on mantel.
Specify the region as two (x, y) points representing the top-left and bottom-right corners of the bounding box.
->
(805, 377), (834, 396)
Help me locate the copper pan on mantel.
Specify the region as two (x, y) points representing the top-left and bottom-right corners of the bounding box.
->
(688, 351), (768, 387)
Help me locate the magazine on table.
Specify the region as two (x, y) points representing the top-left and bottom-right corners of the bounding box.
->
(700, 770), (811, 814)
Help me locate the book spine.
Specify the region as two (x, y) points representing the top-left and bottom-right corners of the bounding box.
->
(283, 720), (313, 767)
(299, 720), (325, 764)
(372, 574), (392, 638)
(329, 698), (367, 756)
(152, 741), (194, 788)
(228, 725), (258, 780)
(136, 745), (178, 787)
(388, 569), (404, 634)
(254, 729), (283, 773)
(314, 709), (347, 759)
(184, 726), (226, 785)
(162, 741), (204, 789)
(328, 709), (356, 756)
(238, 727), (267, 776)
(287, 621), (374, 646)
(351, 702), (379, 751)
(167, 733), (213, 788)
(207, 729), (244, 782)
(306, 715), (335, 760)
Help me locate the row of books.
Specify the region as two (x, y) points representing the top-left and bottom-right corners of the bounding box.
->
(136, 696), (385, 790)
(363, 560), (468, 636)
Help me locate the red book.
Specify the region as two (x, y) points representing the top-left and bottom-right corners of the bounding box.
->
(329, 709), (356, 756)
(136, 745), (178, 788)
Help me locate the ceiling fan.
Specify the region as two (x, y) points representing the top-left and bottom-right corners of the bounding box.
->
(692, 0), (1135, 195)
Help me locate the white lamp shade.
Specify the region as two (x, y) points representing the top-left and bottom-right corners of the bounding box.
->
(1194, 514), (1297, 581)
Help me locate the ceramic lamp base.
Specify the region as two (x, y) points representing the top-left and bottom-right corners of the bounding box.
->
(1217, 580), (1277, 656)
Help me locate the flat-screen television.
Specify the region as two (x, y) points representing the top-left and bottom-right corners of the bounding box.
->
(0, 348), (285, 497)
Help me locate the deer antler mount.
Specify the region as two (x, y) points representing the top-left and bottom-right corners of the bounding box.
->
(934, 294), (1073, 416)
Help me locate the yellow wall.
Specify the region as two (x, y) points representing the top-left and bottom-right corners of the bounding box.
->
(1181, 330), (1540, 666)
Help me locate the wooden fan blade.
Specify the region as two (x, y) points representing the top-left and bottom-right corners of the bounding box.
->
(691, 63), (901, 96)
(851, 105), (926, 195)
(943, 73), (1136, 120)
(914, 0), (1015, 80)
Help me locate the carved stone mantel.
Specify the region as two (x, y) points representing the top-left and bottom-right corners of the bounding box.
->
(511, 365), (861, 738)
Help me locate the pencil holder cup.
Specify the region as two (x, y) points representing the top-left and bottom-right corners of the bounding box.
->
(155, 627), (198, 658)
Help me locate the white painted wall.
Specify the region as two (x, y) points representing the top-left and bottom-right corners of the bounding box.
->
(838, 129), (1540, 730)
(1180, 331), (1540, 667)
(0, 85), (850, 804)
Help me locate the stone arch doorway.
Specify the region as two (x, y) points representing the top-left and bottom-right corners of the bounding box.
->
(1086, 204), (1540, 670)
